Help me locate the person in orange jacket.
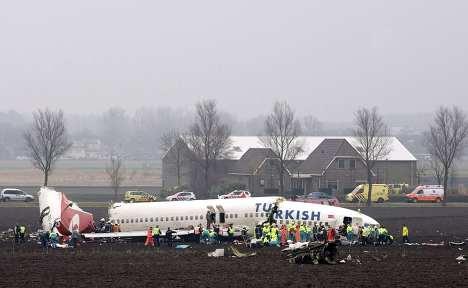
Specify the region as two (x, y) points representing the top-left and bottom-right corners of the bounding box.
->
(145, 227), (154, 247)
(295, 223), (301, 242)
(280, 224), (288, 246)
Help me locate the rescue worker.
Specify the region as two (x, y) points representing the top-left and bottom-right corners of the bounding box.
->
(14, 224), (20, 244)
(255, 225), (262, 240)
(70, 228), (80, 248)
(326, 226), (336, 243)
(300, 223), (307, 242)
(402, 224), (409, 243)
(269, 224), (279, 247)
(166, 227), (174, 247)
(208, 229), (216, 244)
(312, 223), (318, 241)
(295, 223), (301, 243)
(39, 230), (49, 248)
(378, 225), (389, 245)
(262, 223), (270, 242)
(288, 221), (296, 241)
(280, 224), (288, 246)
(346, 224), (353, 242)
(227, 224), (235, 242)
(305, 224), (312, 242)
(19, 225), (26, 243)
(49, 230), (58, 248)
(145, 227), (154, 247)
(241, 226), (248, 237)
(153, 225), (161, 246)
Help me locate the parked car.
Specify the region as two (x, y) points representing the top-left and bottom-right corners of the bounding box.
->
(165, 191), (196, 201)
(345, 184), (390, 203)
(295, 192), (340, 206)
(405, 185), (444, 203)
(124, 191), (157, 203)
(218, 190), (251, 199)
(1, 188), (34, 202)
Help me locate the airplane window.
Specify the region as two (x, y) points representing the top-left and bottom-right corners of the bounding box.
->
(150, 218), (153, 222)
(250, 213), (253, 218)
(225, 214), (229, 219)
(176, 216), (179, 221)
(195, 216), (198, 220)
(230, 214), (233, 218)
(125, 219), (129, 223)
(131, 219), (134, 223)
(116, 219), (119, 224)
(185, 216), (188, 220)
(121, 219), (124, 224)
(165, 217), (169, 221)
(171, 217), (174, 221)
(235, 214), (238, 218)
(244, 213), (248, 218)
(145, 218), (148, 222)
(256, 213), (259, 217)
(200, 215), (203, 220)
(140, 218), (143, 223)
(135, 218), (139, 223)
(190, 216), (193, 220)
(160, 217), (163, 222)
(260, 213), (264, 217)
(155, 217), (158, 221)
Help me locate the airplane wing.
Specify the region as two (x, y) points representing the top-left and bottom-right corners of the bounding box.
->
(82, 229), (195, 239)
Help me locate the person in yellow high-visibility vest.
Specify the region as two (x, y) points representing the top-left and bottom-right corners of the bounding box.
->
(402, 224), (409, 243)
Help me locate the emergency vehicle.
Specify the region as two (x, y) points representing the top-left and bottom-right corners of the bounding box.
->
(405, 185), (444, 203)
(345, 184), (390, 203)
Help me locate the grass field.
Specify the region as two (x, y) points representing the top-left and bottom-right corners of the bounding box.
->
(0, 160), (162, 186)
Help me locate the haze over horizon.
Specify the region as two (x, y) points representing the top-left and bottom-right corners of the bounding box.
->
(1, 1), (468, 121)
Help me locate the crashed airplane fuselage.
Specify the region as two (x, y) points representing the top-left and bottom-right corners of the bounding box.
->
(38, 187), (94, 235)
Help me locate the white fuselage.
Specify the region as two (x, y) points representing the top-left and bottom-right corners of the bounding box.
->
(109, 197), (379, 233)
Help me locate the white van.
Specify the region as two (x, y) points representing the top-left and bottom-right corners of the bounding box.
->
(405, 185), (444, 203)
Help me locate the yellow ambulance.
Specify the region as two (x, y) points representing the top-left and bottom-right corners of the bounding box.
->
(345, 184), (390, 203)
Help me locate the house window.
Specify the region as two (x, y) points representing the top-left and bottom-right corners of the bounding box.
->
(338, 159), (345, 169)
(260, 179), (265, 187)
(349, 159), (356, 169)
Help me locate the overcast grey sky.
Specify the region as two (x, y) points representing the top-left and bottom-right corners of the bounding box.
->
(1, 0), (467, 121)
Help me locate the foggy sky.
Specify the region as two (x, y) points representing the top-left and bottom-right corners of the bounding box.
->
(1, 0), (467, 121)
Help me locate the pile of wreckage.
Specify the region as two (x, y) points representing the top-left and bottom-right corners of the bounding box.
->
(281, 241), (339, 265)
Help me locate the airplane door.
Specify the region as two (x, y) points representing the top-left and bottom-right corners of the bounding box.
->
(216, 205), (225, 224)
(206, 206), (216, 228)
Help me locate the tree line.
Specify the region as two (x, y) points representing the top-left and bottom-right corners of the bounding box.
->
(21, 101), (468, 206)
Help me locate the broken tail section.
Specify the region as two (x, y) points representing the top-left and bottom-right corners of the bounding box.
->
(38, 187), (95, 235)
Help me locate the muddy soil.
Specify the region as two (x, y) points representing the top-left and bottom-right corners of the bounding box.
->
(1, 207), (468, 287)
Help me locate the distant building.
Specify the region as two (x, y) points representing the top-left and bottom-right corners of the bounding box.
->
(162, 136), (417, 196)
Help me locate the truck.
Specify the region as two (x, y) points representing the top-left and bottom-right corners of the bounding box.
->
(345, 184), (390, 203)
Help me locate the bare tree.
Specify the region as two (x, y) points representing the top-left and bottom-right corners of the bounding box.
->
(302, 115), (323, 136)
(353, 107), (391, 207)
(426, 106), (468, 204)
(429, 157), (444, 185)
(161, 129), (187, 187)
(106, 154), (125, 201)
(261, 101), (303, 195)
(24, 109), (72, 186)
(187, 100), (231, 198)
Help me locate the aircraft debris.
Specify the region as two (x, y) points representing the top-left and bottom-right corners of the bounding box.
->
(227, 246), (256, 258)
(449, 241), (465, 246)
(175, 244), (190, 249)
(456, 255), (466, 263)
(208, 249), (225, 257)
(282, 241), (338, 265)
